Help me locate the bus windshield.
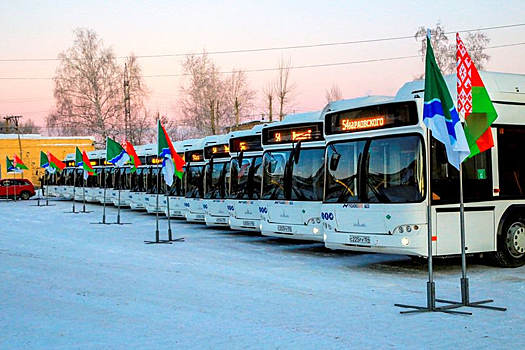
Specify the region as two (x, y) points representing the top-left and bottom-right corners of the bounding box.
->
(262, 148), (325, 201)
(186, 165), (204, 198)
(205, 161), (231, 199)
(229, 156), (263, 200)
(325, 135), (425, 203)
(130, 167), (146, 192)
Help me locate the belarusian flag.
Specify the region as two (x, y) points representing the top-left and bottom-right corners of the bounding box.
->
(122, 140), (141, 173)
(82, 150), (95, 180)
(107, 137), (130, 167)
(6, 156), (15, 171)
(457, 33), (498, 158)
(13, 155), (29, 170)
(47, 152), (66, 173)
(423, 31), (470, 170)
(158, 120), (185, 185)
(40, 151), (50, 170)
(75, 147), (84, 167)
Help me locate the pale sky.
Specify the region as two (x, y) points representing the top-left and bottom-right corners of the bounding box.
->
(1, 0), (524, 130)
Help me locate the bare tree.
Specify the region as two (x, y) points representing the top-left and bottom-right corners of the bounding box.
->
(47, 29), (122, 145)
(262, 82), (275, 122)
(179, 52), (228, 137)
(274, 56), (297, 121)
(325, 83), (343, 104)
(415, 21), (490, 78)
(225, 69), (256, 127)
(18, 119), (41, 134)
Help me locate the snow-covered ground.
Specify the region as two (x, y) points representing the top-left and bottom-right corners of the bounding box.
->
(1, 199), (524, 349)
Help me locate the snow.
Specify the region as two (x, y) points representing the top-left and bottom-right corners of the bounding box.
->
(1, 199), (524, 349)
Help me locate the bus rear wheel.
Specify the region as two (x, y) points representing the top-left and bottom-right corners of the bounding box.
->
(492, 218), (525, 268)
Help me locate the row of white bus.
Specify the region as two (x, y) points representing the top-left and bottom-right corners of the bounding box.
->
(46, 72), (525, 267)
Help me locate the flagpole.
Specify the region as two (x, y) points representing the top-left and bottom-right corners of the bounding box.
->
(426, 128), (436, 310)
(72, 168), (77, 213)
(37, 170), (41, 206)
(102, 168), (107, 224)
(165, 181), (173, 241)
(45, 170), (49, 206)
(82, 175), (87, 212)
(117, 169), (122, 224)
(155, 167), (160, 242)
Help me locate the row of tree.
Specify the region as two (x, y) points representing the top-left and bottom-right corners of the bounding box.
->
(46, 23), (490, 146)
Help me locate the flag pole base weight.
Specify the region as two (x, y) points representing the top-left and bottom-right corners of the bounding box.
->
(32, 204), (55, 207)
(167, 237), (185, 242)
(435, 277), (507, 312)
(144, 240), (172, 245)
(113, 222), (132, 225)
(395, 282), (472, 315)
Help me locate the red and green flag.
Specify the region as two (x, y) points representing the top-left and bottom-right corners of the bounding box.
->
(47, 152), (66, 173)
(82, 150), (95, 180)
(122, 140), (141, 173)
(158, 120), (185, 185)
(13, 154), (29, 170)
(457, 33), (498, 158)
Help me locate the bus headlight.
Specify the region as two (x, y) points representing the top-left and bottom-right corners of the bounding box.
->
(323, 233), (327, 241)
(313, 227), (320, 234)
(401, 237), (410, 246)
(259, 223), (263, 230)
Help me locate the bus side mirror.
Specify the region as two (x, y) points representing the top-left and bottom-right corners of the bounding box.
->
(238, 151), (244, 167)
(293, 141), (302, 164)
(330, 153), (341, 171)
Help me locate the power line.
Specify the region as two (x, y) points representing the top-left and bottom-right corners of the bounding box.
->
(1, 41), (524, 81)
(1, 22), (524, 62)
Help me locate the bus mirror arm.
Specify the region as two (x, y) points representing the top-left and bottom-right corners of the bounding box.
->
(330, 153), (341, 171)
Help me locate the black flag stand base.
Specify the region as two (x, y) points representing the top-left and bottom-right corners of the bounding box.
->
(144, 229), (172, 244)
(166, 227), (185, 242)
(395, 282), (472, 315)
(435, 277), (507, 312)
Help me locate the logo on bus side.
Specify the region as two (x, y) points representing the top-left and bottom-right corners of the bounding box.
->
(342, 203), (370, 209)
(227, 205), (235, 211)
(321, 212), (334, 221)
(259, 207), (268, 214)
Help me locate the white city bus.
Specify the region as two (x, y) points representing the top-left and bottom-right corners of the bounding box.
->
(183, 138), (207, 223)
(203, 134), (232, 227)
(322, 71), (525, 267)
(260, 112), (325, 241)
(227, 125), (266, 231)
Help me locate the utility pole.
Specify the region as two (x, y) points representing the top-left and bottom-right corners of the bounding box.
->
(235, 97), (240, 128)
(124, 63), (131, 142)
(3, 115), (23, 161)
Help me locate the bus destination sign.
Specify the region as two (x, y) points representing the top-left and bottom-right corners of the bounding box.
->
(326, 101), (418, 135)
(263, 123), (323, 145)
(204, 144), (230, 159)
(230, 135), (262, 153)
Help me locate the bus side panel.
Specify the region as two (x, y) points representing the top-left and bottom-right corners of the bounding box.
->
(436, 209), (495, 255)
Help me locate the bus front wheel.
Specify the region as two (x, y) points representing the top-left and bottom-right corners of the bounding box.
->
(492, 217), (525, 268)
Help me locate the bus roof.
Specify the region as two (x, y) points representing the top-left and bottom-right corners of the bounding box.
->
(396, 71), (525, 124)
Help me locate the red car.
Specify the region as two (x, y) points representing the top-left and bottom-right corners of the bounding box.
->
(0, 178), (36, 200)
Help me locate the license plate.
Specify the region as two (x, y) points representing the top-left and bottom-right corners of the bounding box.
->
(217, 218), (227, 223)
(348, 235), (371, 245)
(277, 225), (292, 233)
(196, 214), (205, 220)
(243, 220), (255, 227)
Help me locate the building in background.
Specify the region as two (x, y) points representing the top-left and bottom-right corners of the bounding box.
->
(0, 134), (95, 187)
